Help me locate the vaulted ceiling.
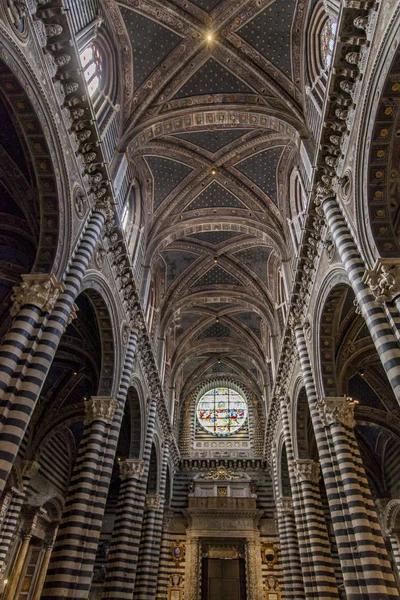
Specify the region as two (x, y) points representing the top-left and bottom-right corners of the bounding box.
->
(112, 0), (312, 403)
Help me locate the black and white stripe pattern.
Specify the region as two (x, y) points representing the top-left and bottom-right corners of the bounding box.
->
(322, 196), (400, 403)
(0, 210), (105, 497)
(103, 396), (158, 600)
(134, 442), (169, 600)
(294, 323), (399, 599)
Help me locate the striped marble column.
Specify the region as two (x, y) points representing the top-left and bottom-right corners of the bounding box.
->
(0, 206), (109, 496)
(318, 396), (399, 599)
(42, 396), (118, 599)
(290, 459), (339, 599)
(103, 395), (158, 600)
(294, 322), (399, 599)
(276, 497), (304, 600)
(134, 442), (170, 600)
(102, 459), (146, 599)
(0, 274), (63, 399)
(0, 461), (39, 576)
(321, 195), (400, 403)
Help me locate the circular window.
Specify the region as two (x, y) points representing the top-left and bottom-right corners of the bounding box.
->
(196, 387), (248, 436)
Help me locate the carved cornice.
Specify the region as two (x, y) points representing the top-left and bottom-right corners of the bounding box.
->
(317, 396), (357, 429)
(29, 2), (180, 467)
(84, 396), (119, 425)
(290, 459), (320, 484)
(264, 1), (378, 463)
(11, 274), (64, 316)
(119, 458), (146, 480)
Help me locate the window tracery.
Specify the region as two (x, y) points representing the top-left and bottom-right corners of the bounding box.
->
(320, 19), (337, 68)
(196, 387), (248, 436)
(80, 44), (103, 98)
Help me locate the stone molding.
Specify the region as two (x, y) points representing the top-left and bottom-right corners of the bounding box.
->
(84, 396), (119, 425)
(291, 459), (320, 483)
(145, 493), (161, 510)
(11, 274), (64, 316)
(362, 259), (400, 304)
(317, 396), (356, 429)
(119, 458), (145, 480)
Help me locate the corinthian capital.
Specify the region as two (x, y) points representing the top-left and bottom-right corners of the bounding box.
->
(84, 396), (119, 425)
(317, 396), (356, 429)
(119, 459), (145, 480)
(362, 259), (400, 304)
(276, 497), (293, 514)
(145, 493), (161, 510)
(291, 459), (320, 483)
(11, 274), (64, 316)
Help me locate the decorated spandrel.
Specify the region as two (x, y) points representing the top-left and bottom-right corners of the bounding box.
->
(196, 387), (247, 436)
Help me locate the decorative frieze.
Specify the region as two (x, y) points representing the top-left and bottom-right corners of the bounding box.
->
(11, 274), (64, 316)
(291, 459), (320, 484)
(362, 259), (400, 304)
(317, 396), (357, 429)
(119, 459), (145, 480)
(84, 396), (119, 425)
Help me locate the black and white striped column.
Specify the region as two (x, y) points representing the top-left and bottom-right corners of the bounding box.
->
(0, 461), (39, 575)
(280, 397), (336, 598)
(317, 396), (399, 599)
(102, 459), (146, 600)
(275, 497), (305, 600)
(322, 196), (400, 403)
(134, 442), (170, 600)
(42, 396), (119, 599)
(294, 322), (399, 599)
(0, 207), (108, 496)
(103, 395), (158, 600)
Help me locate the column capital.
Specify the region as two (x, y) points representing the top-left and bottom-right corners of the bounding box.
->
(362, 258), (400, 304)
(290, 459), (320, 483)
(276, 497), (293, 514)
(84, 396), (119, 425)
(11, 274), (64, 316)
(119, 458), (145, 480)
(317, 396), (356, 429)
(22, 460), (40, 481)
(145, 493), (161, 510)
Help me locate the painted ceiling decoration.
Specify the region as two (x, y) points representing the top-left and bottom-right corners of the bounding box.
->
(173, 58), (255, 99)
(234, 146), (284, 204)
(144, 156), (193, 210)
(233, 247), (272, 282)
(197, 322), (237, 340)
(234, 312), (263, 340)
(161, 250), (199, 288)
(189, 0), (222, 12)
(188, 231), (242, 245)
(192, 265), (243, 287)
(183, 182), (245, 211)
(238, 0), (296, 78)
(172, 129), (250, 154)
(175, 313), (202, 338)
(120, 8), (183, 90)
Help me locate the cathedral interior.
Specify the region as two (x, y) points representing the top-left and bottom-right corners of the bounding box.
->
(0, 0), (399, 599)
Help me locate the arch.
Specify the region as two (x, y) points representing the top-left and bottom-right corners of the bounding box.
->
(147, 442), (159, 494)
(125, 385), (144, 460)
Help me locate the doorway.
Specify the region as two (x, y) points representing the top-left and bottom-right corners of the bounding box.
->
(201, 558), (246, 600)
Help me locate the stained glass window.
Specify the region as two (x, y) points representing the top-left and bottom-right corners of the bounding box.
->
(80, 44), (103, 97)
(196, 387), (247, 436)
(321, 19), (337, 68)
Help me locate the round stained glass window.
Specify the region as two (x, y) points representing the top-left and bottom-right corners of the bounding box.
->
(196, 387), (248, 436)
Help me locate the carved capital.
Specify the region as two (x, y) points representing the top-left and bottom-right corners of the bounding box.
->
(145, 493), (161, 510)
(64, 302), (78, 332)
(84, 396), (119, 425)
(119, 459), (145, 480)
(276, 497), (293, 514)
(22, 460), (40, 481)
(362, 259), (400, 304)
(317, 396), (357, 429)
(11, 274), (64, 316)
(291, 459), (320, 483)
